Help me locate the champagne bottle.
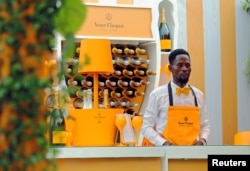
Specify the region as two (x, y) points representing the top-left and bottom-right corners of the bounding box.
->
(111, 45), (123, 55)
(140, 79), (150, 86)
(134, 67), (157, 77)
(115, 56), (130, 67)
(112, 56), (119, 65)
(131, 77), (150, 86)
(83, 89), (93, 109)
(98, 89), (105, 97)
(102, 89), (109, 108)
(125, 65), (136, 77)
(122, 69), (134, 77)
(65, 77), (77, 86)
(113, 87), (124, 98)
(130, 56), (150, 66)
(129, 80), (141, 88)
(127, 45), (147, 55)
(120, 98), (138, 108)
(106, 77), (118, 88)
(73, 97), (83, 109)
(98, 98), (104, 108)
(49, 91), (66, 147)
(74, 74), (85, 86)
(109, 98), (120, 108)
(98, 76), (107, 87)
(81, 75), (93, 87)
(123, 87), (145, 98)
(159, 8), (172, 52)
(105, 80), (116, 88)
(110, 89), (122, 98)
(117, 78), (129, 88)
(82, 90), (88, 109)
(113, 65), (124, 76)
(116, 44), (134, 55)
(113, 65), (133, 77)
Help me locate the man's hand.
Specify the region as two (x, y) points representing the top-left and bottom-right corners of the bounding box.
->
(194, 141), (203, 145)
(163, 141), (173, 146)
(194, 138), (207, 146)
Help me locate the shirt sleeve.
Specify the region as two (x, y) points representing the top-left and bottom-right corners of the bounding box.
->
(141, 89), (167, 146)
(199, 95), (211, 142)
(194, 88), (211, 142)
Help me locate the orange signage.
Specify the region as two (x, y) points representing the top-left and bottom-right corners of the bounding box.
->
(76, 5), (152, 38)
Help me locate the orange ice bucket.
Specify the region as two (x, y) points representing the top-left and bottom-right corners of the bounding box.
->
(68, 108), (124, 146)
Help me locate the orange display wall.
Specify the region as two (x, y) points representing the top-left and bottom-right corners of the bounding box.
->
(48, 0), (180, 171)
(52, 0), (172, 148)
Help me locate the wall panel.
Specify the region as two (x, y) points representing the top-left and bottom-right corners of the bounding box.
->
(220, 0), (237, 145)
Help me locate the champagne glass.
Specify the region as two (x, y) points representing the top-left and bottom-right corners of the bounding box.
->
(115, 114), (127, 146)
(131, 115), (143, 146)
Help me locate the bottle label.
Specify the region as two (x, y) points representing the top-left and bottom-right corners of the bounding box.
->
(52, 131), (67, 144)
(160, 39), (172, 50)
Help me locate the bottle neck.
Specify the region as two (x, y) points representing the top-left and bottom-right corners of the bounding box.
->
(161, 9), (166, 23)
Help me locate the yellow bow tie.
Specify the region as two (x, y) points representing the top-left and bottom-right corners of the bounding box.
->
(176, 87), (190, 96)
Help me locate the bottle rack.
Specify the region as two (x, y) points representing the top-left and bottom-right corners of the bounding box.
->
(64, 42), (155, 116)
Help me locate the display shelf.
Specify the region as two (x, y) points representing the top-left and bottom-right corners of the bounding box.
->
(53, 0), (179, 146)
(64, 41), (152, 113)
(157, 0), (178, 86)
(56, 0), (179, 109)
(158, 0), (179, 51)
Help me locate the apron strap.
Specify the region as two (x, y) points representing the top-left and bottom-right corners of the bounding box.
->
(188, 84), (198, 107)
(168, 83), (174, 106)
(168, 82), (198, 107)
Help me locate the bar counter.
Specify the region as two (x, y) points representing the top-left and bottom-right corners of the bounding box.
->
(47, 146), (250, 171)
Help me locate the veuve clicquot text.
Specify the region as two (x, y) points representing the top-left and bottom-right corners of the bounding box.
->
(159, 8), (171, 52)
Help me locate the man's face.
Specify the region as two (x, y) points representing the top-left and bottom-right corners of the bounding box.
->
(169, 54), (191, 85)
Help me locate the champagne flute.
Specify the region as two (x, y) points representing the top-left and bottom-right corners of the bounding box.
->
(131, 115), (143, 146)
(115, 114), (127, 146)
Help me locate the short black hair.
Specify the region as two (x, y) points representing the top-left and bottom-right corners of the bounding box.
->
(168, 48), (190, 65)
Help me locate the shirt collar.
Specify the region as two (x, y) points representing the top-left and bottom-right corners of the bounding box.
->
(170, 81), (189, 89)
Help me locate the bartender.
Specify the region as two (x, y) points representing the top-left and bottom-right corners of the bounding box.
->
(141, 48), (210, 146)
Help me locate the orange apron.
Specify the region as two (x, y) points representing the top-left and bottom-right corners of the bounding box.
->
(142, 83), (200, 146)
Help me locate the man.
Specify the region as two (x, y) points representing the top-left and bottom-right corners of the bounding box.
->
(141, 48), (210, 146)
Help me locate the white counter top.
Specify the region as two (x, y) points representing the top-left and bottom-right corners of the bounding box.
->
(47, 146), (165, 159)
(47, 146), (250, 159)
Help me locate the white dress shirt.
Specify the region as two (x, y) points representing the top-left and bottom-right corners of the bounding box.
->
(141, 81), (210, 146)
